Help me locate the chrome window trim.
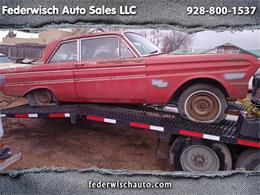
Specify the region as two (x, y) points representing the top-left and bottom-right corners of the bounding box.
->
(122, 32), (142, 56)
(122, 32), (161, 57)
(77, 39), (80, 62)
(119, 39), (136, 59)
(79, 35), (137, 61)
(117, 37), (120, 59)
(47, 39), (79, 64)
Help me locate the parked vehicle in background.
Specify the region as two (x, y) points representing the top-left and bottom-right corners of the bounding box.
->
(0, 53), (12, 64)
(0, 32), (259, 123)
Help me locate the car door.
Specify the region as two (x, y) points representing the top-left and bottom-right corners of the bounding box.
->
(74, 36), (147, 103)
(42, 40), (78, 101)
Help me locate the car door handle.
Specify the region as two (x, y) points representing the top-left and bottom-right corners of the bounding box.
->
(75, 63), (84, 68)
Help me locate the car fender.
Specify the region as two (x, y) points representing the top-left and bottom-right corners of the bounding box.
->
(166, 75), (231, 103)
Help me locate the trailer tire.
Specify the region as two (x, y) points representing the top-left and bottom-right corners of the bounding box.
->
(235, 149), (260, 171)
(212, 142), (232, 170)
(169, 137), (228, 171)
(178, 84), (227, 123)
(169, 136), (187, 170)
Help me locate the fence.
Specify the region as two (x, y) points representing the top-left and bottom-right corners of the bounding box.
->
(0, 43), (46, 60)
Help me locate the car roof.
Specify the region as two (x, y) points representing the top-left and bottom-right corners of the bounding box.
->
(39, 31), (135, 63)
(60, 31), (126, 42)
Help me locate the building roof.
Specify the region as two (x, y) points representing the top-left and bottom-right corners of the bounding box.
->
(172, 48), (208, 55)
(248, 49), (260, 57)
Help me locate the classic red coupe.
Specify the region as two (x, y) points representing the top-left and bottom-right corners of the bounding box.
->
(0, 31), (259, 123)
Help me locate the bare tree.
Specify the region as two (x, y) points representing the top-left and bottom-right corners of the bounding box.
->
(161, 31), (192, 53)
(6, 30), (17, 38)
(149, 29), (162, 47)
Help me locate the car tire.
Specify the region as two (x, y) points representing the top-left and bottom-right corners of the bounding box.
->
(27, 89), (54, 106)
(177, 84), (227, 123)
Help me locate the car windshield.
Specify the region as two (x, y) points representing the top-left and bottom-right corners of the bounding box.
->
(124, 32), (161, 56)
(0, 56), (11, 63)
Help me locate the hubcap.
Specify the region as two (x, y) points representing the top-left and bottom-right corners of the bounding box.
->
(180, 145), (220, 171)
(185, 90), (221, 122)
(35, 90), (52, 103)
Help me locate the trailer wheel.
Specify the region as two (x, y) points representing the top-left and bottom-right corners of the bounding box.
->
(235, 149), (260, 171)
(170, 137), (225, 171)
(180, 144), (220, 171)
(212, 142), (232, 170)
(178, 84), (227, 123)
(27, 89), (54, 106)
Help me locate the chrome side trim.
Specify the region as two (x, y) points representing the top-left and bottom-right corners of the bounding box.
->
(5, 74), (146, 86)
(224, 72), (245, 80)
(75, 74), (146, 81)
(75, 66), (146, 71)
(4, 65), (146, 76)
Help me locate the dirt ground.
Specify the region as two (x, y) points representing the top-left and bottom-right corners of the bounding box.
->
(3, 118), (172, 171)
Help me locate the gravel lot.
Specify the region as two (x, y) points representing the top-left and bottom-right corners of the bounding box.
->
(3, 118), (171, 171)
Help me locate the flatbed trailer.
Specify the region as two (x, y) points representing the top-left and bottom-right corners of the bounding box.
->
(1, 102), (259, 171)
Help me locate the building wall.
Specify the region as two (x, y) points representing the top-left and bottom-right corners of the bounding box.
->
(0, 44), (46, 60)
(38, 29), (73, 44)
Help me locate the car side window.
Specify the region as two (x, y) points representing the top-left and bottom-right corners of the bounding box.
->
(81, 37), (119, 61)
(120, 40), (135, 59)
(49, 41), (77, 63)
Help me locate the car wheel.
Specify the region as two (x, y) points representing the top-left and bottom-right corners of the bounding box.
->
(27, 89), (53, 106)
(178, 84), (227, 123)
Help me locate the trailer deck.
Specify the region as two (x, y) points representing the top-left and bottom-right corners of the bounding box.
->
(1, 103), (259, 149)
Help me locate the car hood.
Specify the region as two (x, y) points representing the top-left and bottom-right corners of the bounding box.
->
(0, 63), (32, 73)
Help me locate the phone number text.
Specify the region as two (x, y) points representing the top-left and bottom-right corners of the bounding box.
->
(187, 6), (257, 15)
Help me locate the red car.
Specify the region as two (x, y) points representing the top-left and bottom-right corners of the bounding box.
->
(0, 31), (259, 123)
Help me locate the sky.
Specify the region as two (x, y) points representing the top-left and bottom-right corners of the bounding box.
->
(0, 29), (260, 50)
(0, 30), (38, 40)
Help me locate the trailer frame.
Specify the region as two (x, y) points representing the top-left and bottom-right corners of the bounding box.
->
(1, 103), (259, 149)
